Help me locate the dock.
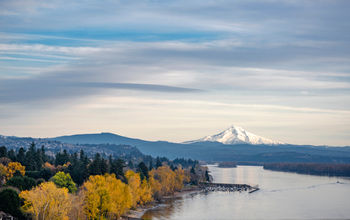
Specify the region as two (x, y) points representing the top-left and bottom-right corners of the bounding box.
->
(199, 182), (259, 193)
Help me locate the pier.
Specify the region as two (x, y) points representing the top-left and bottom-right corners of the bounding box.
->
(199, 182), (259, 193)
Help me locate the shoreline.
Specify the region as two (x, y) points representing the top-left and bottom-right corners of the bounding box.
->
(121, 185), (201, 220)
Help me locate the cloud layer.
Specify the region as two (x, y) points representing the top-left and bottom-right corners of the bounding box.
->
(0, 0), (349, 145)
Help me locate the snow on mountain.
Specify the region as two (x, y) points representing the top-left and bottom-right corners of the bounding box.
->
(185, 125), (284, 145)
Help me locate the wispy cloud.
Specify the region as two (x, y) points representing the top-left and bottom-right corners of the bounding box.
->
(0, 0), (349, 145)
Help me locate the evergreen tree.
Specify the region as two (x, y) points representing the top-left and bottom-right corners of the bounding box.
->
(128, 160), (134, 169)
(6, 175), (37, 191)
(137, 162), (149, 180)
(25, 143), (37, 171)
(55, 149), (70, 166)
(8, 149), (16, 161)
(17, 148), (26, 165)
(67, 152), (86, 185)
(0, 188), (24, 219)
(155, 157), (162, 168)
(35, 149), (44, 170)
(89, 153), (102, 175)
(0, 146), (7, 157)
(79, 150), (90, 182)
(101, 158), (108, 175)
(40, 145), (47, 163)
(149, 160), (153, 171)
(110, 158), (125, 179)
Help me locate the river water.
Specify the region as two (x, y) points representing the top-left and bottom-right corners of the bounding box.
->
(142, 165), (350, 219)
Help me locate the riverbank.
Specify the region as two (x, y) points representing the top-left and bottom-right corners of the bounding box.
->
(121, 185), (201, 219)
(264, 163), (350, 177)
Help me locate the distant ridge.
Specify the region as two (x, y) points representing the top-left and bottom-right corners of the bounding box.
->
(1, 129), (350, 163)
(185, 125), (284, 145)
(51, 132), (148, 146)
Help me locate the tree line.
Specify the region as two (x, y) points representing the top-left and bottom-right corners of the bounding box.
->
(263, 162), (350, 177)
(0, 144), (209, 219)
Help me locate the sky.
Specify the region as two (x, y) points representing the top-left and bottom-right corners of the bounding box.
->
(0, 0), (350, 146)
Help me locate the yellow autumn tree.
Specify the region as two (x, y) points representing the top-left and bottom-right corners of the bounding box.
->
(20, 182), (71, 220)
(150, 165), (176, 196)
(174, 166), (190, 191)
(148, 172), (162, 200)
(139, 178), (153, 205)
(81, 174), (132, 219)
(7, 162), (25, 179)
(125, 170), (142, 208)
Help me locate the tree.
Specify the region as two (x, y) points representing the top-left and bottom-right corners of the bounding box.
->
(81, 174), (132, 219)
(139, 179), (153, 205)
(138, 162), (149, 180)
(25, 142), (38, 171)
(125, 170), (142, 208)
(20, 182), (72, 220)
(6, 175), (37, 191)
(110, 158), (125, 180)
(0, 146), (7, 157)
(149, 160), (153, 171)
(0, 188), (23, 219)
(155, 157), (162, 168)
(128, 160), (134, 169)
(17, 148), (26, 165)
(55, 150), (70, 166)
(149, 174), (162, 200)
(8, 149), (16, 161)
(150, 165), (177, 197)
(50, 171), (77, 193)
(88, 153), (104, 175)
(7, 162), (25, 180)
(174, 166), (188, 191)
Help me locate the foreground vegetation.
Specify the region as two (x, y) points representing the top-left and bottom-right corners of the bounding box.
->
(264, 163), (350, 177)
(0, 144), (208, 219)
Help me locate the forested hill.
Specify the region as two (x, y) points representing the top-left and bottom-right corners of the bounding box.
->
(0, 135), (144, 159)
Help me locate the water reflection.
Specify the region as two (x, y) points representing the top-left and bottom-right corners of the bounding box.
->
(143, 165), (350, 220)
(142, 197), (184, 220)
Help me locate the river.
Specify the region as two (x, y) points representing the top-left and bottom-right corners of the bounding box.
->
(142, 165), (350, 219)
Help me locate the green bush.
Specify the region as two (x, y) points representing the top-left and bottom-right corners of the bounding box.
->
(0, 188), (24, 219)
(6, 176), (37, 191)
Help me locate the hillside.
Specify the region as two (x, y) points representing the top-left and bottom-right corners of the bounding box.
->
(1, 132), (350, 163)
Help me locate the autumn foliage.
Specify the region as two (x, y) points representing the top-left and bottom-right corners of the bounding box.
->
(6, 162), (25, 179)
(0, 145), (199, 219)
(20, 182), (72, 220)
(81, 174), (132, 219)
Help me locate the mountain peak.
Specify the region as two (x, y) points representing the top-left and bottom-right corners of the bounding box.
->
(186, 125), (284, 145)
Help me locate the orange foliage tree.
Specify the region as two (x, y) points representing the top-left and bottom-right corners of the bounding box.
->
(149, 165), (189, 198)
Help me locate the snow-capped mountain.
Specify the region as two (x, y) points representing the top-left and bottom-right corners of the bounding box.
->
(185, 125), (284, 145)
